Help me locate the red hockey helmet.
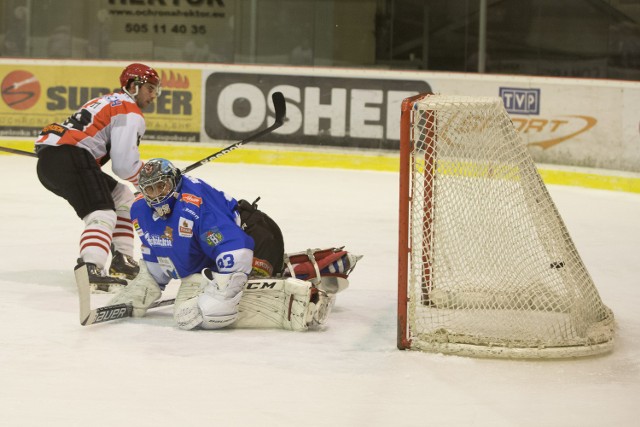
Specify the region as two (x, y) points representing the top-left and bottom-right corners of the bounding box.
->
(119, 63), (161, 91)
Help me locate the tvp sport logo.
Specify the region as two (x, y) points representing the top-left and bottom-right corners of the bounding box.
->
(1, 70), (40, 110)
(499, 87), (540, 115)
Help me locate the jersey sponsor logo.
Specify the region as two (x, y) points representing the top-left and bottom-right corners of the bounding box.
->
(181, 193), (202, 207)
(132, 219), (144, 236)
(144, 233), (173, 247)
(252, 257), (274, 277)
(178, 217), (194, 238)
(40, 123), (67, 136)
(163, 226), (173, 241)
(201, 228), (223, 247)
(183, 207), (200, 219)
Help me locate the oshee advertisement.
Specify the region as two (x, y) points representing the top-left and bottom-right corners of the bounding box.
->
(204, 72), (430, 149)
(0, 64), (200, 141)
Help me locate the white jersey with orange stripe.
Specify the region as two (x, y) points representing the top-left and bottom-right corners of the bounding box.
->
(35, 91), (145, 185)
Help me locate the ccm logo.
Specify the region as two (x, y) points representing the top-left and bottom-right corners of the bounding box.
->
(246, 281), (277, 290)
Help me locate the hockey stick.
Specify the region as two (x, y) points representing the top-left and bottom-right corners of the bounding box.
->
(182, 91), (286, 173)
(0, 145), (37, 157)
(1, 92), (286, 166)
(74, 263), (175, 326)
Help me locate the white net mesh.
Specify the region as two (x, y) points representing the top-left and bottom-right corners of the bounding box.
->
(402, 95), (614, 358)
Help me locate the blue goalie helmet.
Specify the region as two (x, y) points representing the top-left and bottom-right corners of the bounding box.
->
(139, 158), (182, 217)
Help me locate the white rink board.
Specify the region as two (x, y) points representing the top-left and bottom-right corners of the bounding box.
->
(430, 73), (640, 172)
(1, 58), (639, 173)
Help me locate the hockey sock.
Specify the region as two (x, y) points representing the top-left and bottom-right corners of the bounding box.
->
(80, 209), (116, 269)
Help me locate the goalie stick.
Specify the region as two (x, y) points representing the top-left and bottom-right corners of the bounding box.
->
(74, 263), (175, 326)
(182, 91), (286, 173)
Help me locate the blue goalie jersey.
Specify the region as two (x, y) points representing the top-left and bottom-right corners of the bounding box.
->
(131, 175), (255, 285)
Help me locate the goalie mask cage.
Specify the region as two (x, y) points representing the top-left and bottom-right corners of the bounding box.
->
(397, 94), (615, 359)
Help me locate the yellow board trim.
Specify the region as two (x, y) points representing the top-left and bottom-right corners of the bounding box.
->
(3, 139), (639, 194)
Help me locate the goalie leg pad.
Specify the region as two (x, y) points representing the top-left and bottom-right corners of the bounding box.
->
(108, 261), (161, 317)
(234, 277), (332, 331)
(312, 291), (336, 326)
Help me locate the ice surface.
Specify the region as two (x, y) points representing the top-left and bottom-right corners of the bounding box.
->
(0, 155), (638, 426)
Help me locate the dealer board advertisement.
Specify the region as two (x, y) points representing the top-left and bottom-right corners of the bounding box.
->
(427, 73), (640, 172)
(0, 62), (200, 141)
(200, 66), (640, 172)
(203, 71), (430, 150)
(1, 59), (639, 172)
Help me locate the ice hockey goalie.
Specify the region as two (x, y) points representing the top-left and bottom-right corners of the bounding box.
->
(107, 247), (362, 331)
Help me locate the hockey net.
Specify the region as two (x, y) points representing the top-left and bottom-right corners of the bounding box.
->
(397, 94), (615, 358)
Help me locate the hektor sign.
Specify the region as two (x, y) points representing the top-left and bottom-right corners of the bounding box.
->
(0, 63), (200, 141)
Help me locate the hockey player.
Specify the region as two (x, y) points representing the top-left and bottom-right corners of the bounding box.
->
(35, 63), (161, 292)
(108, 158), (283, 330)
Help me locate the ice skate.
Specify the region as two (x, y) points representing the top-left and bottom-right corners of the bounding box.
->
(76, 259), (128, 294)
(109, 248), (140, 280)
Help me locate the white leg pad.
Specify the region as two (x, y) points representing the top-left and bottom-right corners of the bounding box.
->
(108, 261), (161, 317)
(235, 277), (329, 331)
